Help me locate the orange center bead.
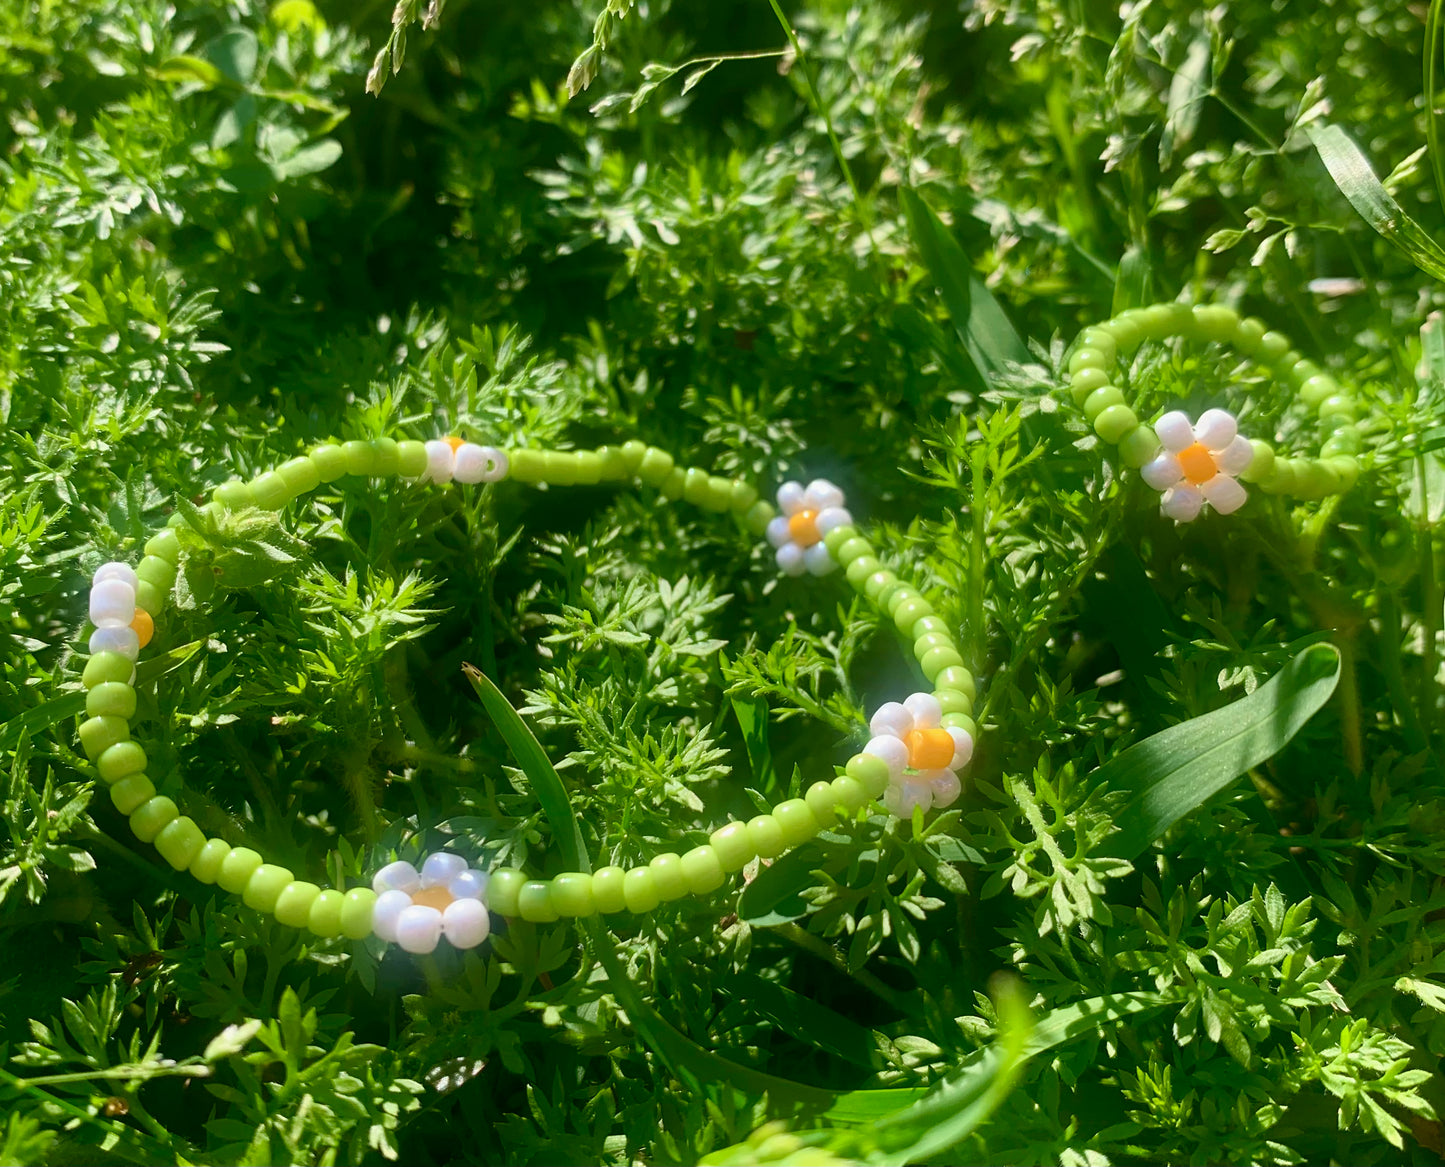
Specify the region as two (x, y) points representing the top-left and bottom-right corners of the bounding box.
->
(1177, 443), (1217, 485)
(411, 886), (454, 911)
(445, 436), (465, 452)
(788, 508), (822, 547)
(905, 727), (955, 770)
(130, 608), (154, 649)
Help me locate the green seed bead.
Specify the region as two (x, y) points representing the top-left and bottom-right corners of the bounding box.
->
(623, 868), (661, 913)
(885, 587), (919, 619)
(1235, 317), (1267, 355)
(845, 555), (881, 588)
(136, 555), (177, 593)
(594, 446), (628, 480)
(681, 467), (711, 505)
(242, 864), (294, 913)
(96, 740), (146, 784)
(1322, 426), (1362, 456)
(375, 438), (403, 476)
(110, 774), (155, 815)
(487, 869), (527, 916)
(248, 471), (292, 511)
(649, 853), (688, 901)
(340, 888), (377, 938)
(275, 455), (322, 496)
(773, 800), (821, 846)
(659, 468), (687, 500)
(134, 580), (164, 616)
(1318, 394), (1356, 421)
(1239, 440), (1276, 483)
(1079, 327), (1117, 363)
(912, 615), (950, 637)
(536, 452), (573, 486)
(729, 480), (758, 512)
(217, 847), (264, 894)
(573, 451), (604, 485)
(1298, 374), (1339, 409)
(680, 846), (726, 895)
(864, 570), (898, 602)
(914, 632), (956, 658)
(1288, 359), (1320, 389)
(920, 646), (965, 680)
(1093, 405), (1140, 445)
(387, 441), (423, 479)
(550, 873), (596, 917)
(1068, 347), (1109, 375)
(1191, 304), (1240, 341)
(1259, 458), (1296, 495)
(942, 713), (978, 737)
(129, 796), (178, 844)
(620, 440), (648, 474)
(936, 688), (974, 716)
(934, 666), (977, 700)
(1099, 315), (1143, 351)
(213, 479), (255, 509)
(86, 682), (136, 721)
(507, 449), (546, 484)
(1142, 303), (1193, 338)
(592, 866), (628, 914)
(518, 880), (560, 922)
(744, 500), (775, 535)
(1256, 331), (1291, 363)
(274, 881), (321, 929)
(80, 716), (130, 760)
(1083, 386), (1127, 424)
(805, 780), (837, 822)
(309, 443), (348, 482)
(831, 775), (868, 813)
(746, 814), (786, 859)
(307, 889), (345, 938)
(702, 476), (735, 512)
(143, 528), (181, 564)
(824, 526), (859, 556)
(341, 440), (380, 477)
(894, 597), (935, 632)
(154, 816), (205, 870)
(190, 838), (231, 884)
(1068, 367), (1110, 403)
(846, 753), (891, 797)
(709, 822), (756, 872)
(1325, 456), (1361, 490)
(1119, 425), (1162, 469)
(636, 447), (675, 486)
(1292, 460), (1338, 500)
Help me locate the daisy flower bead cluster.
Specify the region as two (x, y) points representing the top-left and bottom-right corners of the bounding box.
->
(765, 479), (852, 576)
(1063, 301), (1363, 509)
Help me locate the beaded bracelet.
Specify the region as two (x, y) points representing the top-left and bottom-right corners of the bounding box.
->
(76, 436), (978, 957)
(1065, 302), (1365, 520)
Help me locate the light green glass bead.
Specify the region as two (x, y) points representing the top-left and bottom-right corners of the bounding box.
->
(649, 853), (688, 901)
(863, 570), (898, 602)
(729, 481), (758, 513)
(1235, 317), (1267, 355)
(1083, 386), (1127, 425)
(341, 440), (379, 477)
(636, 447), (675, 486)
(395, 441), (428, 479)
(805, 780), (837, 822)
(213, 479), (255, 509)
(831, 775), (868, 813)
(136, 555), (177, 593)
(129, 796), (178, 844)
(594, 446), (629, 480)
(846, 754), (891, 798)
(278, 455), (323, 495)
(1099, 315), (1143, 350)
(1288, 359), (1320, 389)
(592, 866), (628, 914)
(217, 847), (265, 894)
(80, 716), (130, 760)
(746, 814), (786, 858)
(154, 816), (205, 870)
(1078, 327), (1117, 363)
(1325, 456), (1360, 490)
(1322, 426), (1362, 456)
(340, 888), (377, 938)
(937, 688), (974, 716)
(1139, 303), (1191, 338)
(1119, 425), (1162, 469)
(702, 475), (735, 512)
(824, 527), (859, 556)
(546, 451), (580, 485)
(96, 741), (146, 784)
(680, 846), (725, 895)
(1068, 367), (1110, 404)
(1239, 440), (1276, 483)
(507, 449), (546, 484)
(1259, 458), (1296, 495)
(248, 471), (291, 511)
(86, 682), (136, 721)
(920, 646), (965, 680)
(1256, 331), (1291, 363)
(1191, 304), (1239, 341)
(309, 443), (348, 482)
(83, 652), (133, 689)
(111, 774), (155, 815)
(659, 468), (687, 500)
(573, 451), (603, 485)
(744, 500), (775, 536)
(942, 712), (978, 737)
(274, 881), (321, 929)
(518, 880), (560, 922)
(143, 528), (181, 564)
(709, 822), (755, 872)
(1068, 346), (1109, 375)
(845, 555), (881, 588)
(935, 665), (977, 700)
(1299, 374), (1339, 409)
(1291, 460), (1338, 500)
(912, 615), (950, 637)
(550, 873), (596, 917)
(242, 864), (294, 913)
(885, 587), (918, 619)
(1318, 395), (1356, 421)
(894, 596), (935, 632)
(1093, 405), (1140, 445)
(623, 868), (661, 913)
(681, 467), (711, 506)
(773, 799), (821, 847)
(914, 631), (955, 659)
(189, 838), (231, 884)
(620, 440), (648, 474)
(371, 438), (402, 476)
(307, 889), (345, 938)
(488, 869), (527, 916)
(135, 579), (164, 616)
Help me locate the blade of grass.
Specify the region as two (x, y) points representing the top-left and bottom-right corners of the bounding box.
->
(1426, 0), (1445, 213)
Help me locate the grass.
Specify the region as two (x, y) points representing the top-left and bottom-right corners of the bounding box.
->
(2, 0), (1445, 1163)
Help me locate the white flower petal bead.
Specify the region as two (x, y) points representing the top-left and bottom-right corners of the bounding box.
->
(477, 446), (509, 483)
(372, 889), (413, 943)
(1161, 486), (1205, 522)
(869, 702), (913, 738)
(372, 860), (422, 895)
(1193, 408), (1237, 450)
(448, 868), (490, 901)
(395, 904), (444, 954)
(442, 897), (491, 949)
(453, 442), (490, 484)
(814, 506), (852, 536)
(863, 734), (909, 777)
(1141, 453), (1183, 491)
(802, 543), (834, 576)
(903, 692), (942, 729)
(766, 515), (792, 549)
(94, 562), (138, 592)
(1201, 475), (1248, 515)
(803, 479), (844, 511)
(930, 771), (962, 808)
(1155, 411), (1196, 452)
(776, 482), (806, 514)
(776, 543), (807, 576)
(1217, 435), (1255, 475)
(947, 726), (974, 769)
(422, 440), (456, 484)
(420, 851), (469, 888)
(893, 780), (933, 816)
(90, 579), (137, 628)
(89, 625), (140, 661)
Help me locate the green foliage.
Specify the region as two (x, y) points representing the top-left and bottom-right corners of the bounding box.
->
(1, 0), (1444, 1163)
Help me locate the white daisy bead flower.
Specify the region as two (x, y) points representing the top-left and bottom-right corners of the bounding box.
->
(764, 478), (851, 577)
(1140, 409), (1254, 522)
(420, 437), (509, 486)
(89, 561), (144, 681)
(371, 852), (492, 954)
(862, 692), (973, 817)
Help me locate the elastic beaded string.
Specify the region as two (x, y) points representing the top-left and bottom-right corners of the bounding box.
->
(77, 436), (978, 955)
(1066, 302), (1364, 519)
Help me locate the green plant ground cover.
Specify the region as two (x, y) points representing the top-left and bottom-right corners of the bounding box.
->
(3, 0), (1445, 1163)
